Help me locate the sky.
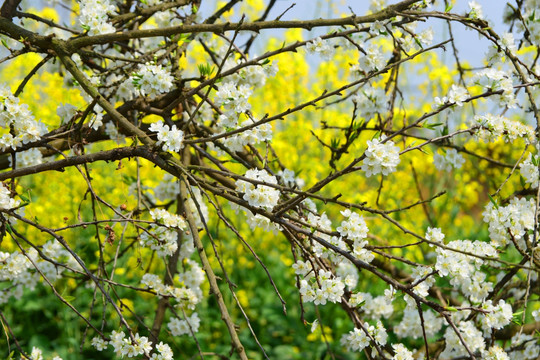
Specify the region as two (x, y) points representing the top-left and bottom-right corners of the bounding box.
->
(17, 0), (511, 70)
(197, 0), (508, 68)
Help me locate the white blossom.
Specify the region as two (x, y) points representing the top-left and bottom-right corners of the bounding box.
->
(362, 137), (400, 177)
(132, 63), (174, 98)
(78, 0), (116, 35)
(235, 169), (280, 210)
(149, 121), (184, 153)
(306, 37), (334, 60)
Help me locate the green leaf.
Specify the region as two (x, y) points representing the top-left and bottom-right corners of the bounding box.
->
(445, 3), (454, 12)
(442, 125), (449, 136)
(424, 122), (443, 130)
(63, 296), (76, 302)
(445, 306), (458, 312)
(5, 224), (14, 237)
(177, 33), (191, 44)
(122, 174), (137, 185)
(197, 63), (215, 77)
(488, 194), (499, 209)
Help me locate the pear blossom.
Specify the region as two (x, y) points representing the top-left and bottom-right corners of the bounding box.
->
(149, 121), (184, 153)
(362, 137), (400, 177)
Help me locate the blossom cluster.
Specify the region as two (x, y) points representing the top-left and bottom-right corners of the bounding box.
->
(214, 81), (252, 116)
(483, 197), (535, 248)
(168, 312), (201, 336)
(218, 119), (273, 152)
(235, 169), (280, 210)
(298, 269), (345, 305)
(357, 44), (386, 73)
(131, 63), (174, 98)
(354, 288), (395, 319)
(306, 37), (334, 60)
(141, 255), (204, 338)
(56, 103), (78, 124)
(361, 137), (401, 177)
(91, 331), (169, 359)
(150, 208), (187, 229)
(277, 168), (304, 188)
(435, 239), (497, 302)
(149, 120), (184, 153)
(434, 84), (469, 107)
(395, 303), (442, 339)
(0, 181), (20, 210)
(0, 240), (78, 305)
(472, 113), (535, 143)
(245, 210), (281, 233)
(425, 226), (445, 246)
(441, 320), (485, 358)
(78, 0), (116, 35)
(433, 148), (465, 171)
(0, 84), (47, 151)
(340, 321), (388, 353)
(472, 69), (516, 108)
(517, 0), (540, 45)
(139, 225), (178, 258)
(468, 1), (484, 19)
(520, 151), (539, 188)
(337, 209), (374, 263)
(479, 299), (513, 332)
(209, 58), (278, 155)
(351, 88), (388, 121)
(141, 272), (199, 309)
(138, 209), (188, 258)
(397, 25), (434, 54)
(508, 333), (540, 359)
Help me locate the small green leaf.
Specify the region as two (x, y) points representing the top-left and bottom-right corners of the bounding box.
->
(445, 3), (454, 12)
(445, 306), (458, 312)
(63, 296), (76, 302)
(5, 224), (14, 237)
(197, 63), (215, 77)
(442, 125), (449, 136)
(488, 194), (499, 209)
(424, 122), (443, 130)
